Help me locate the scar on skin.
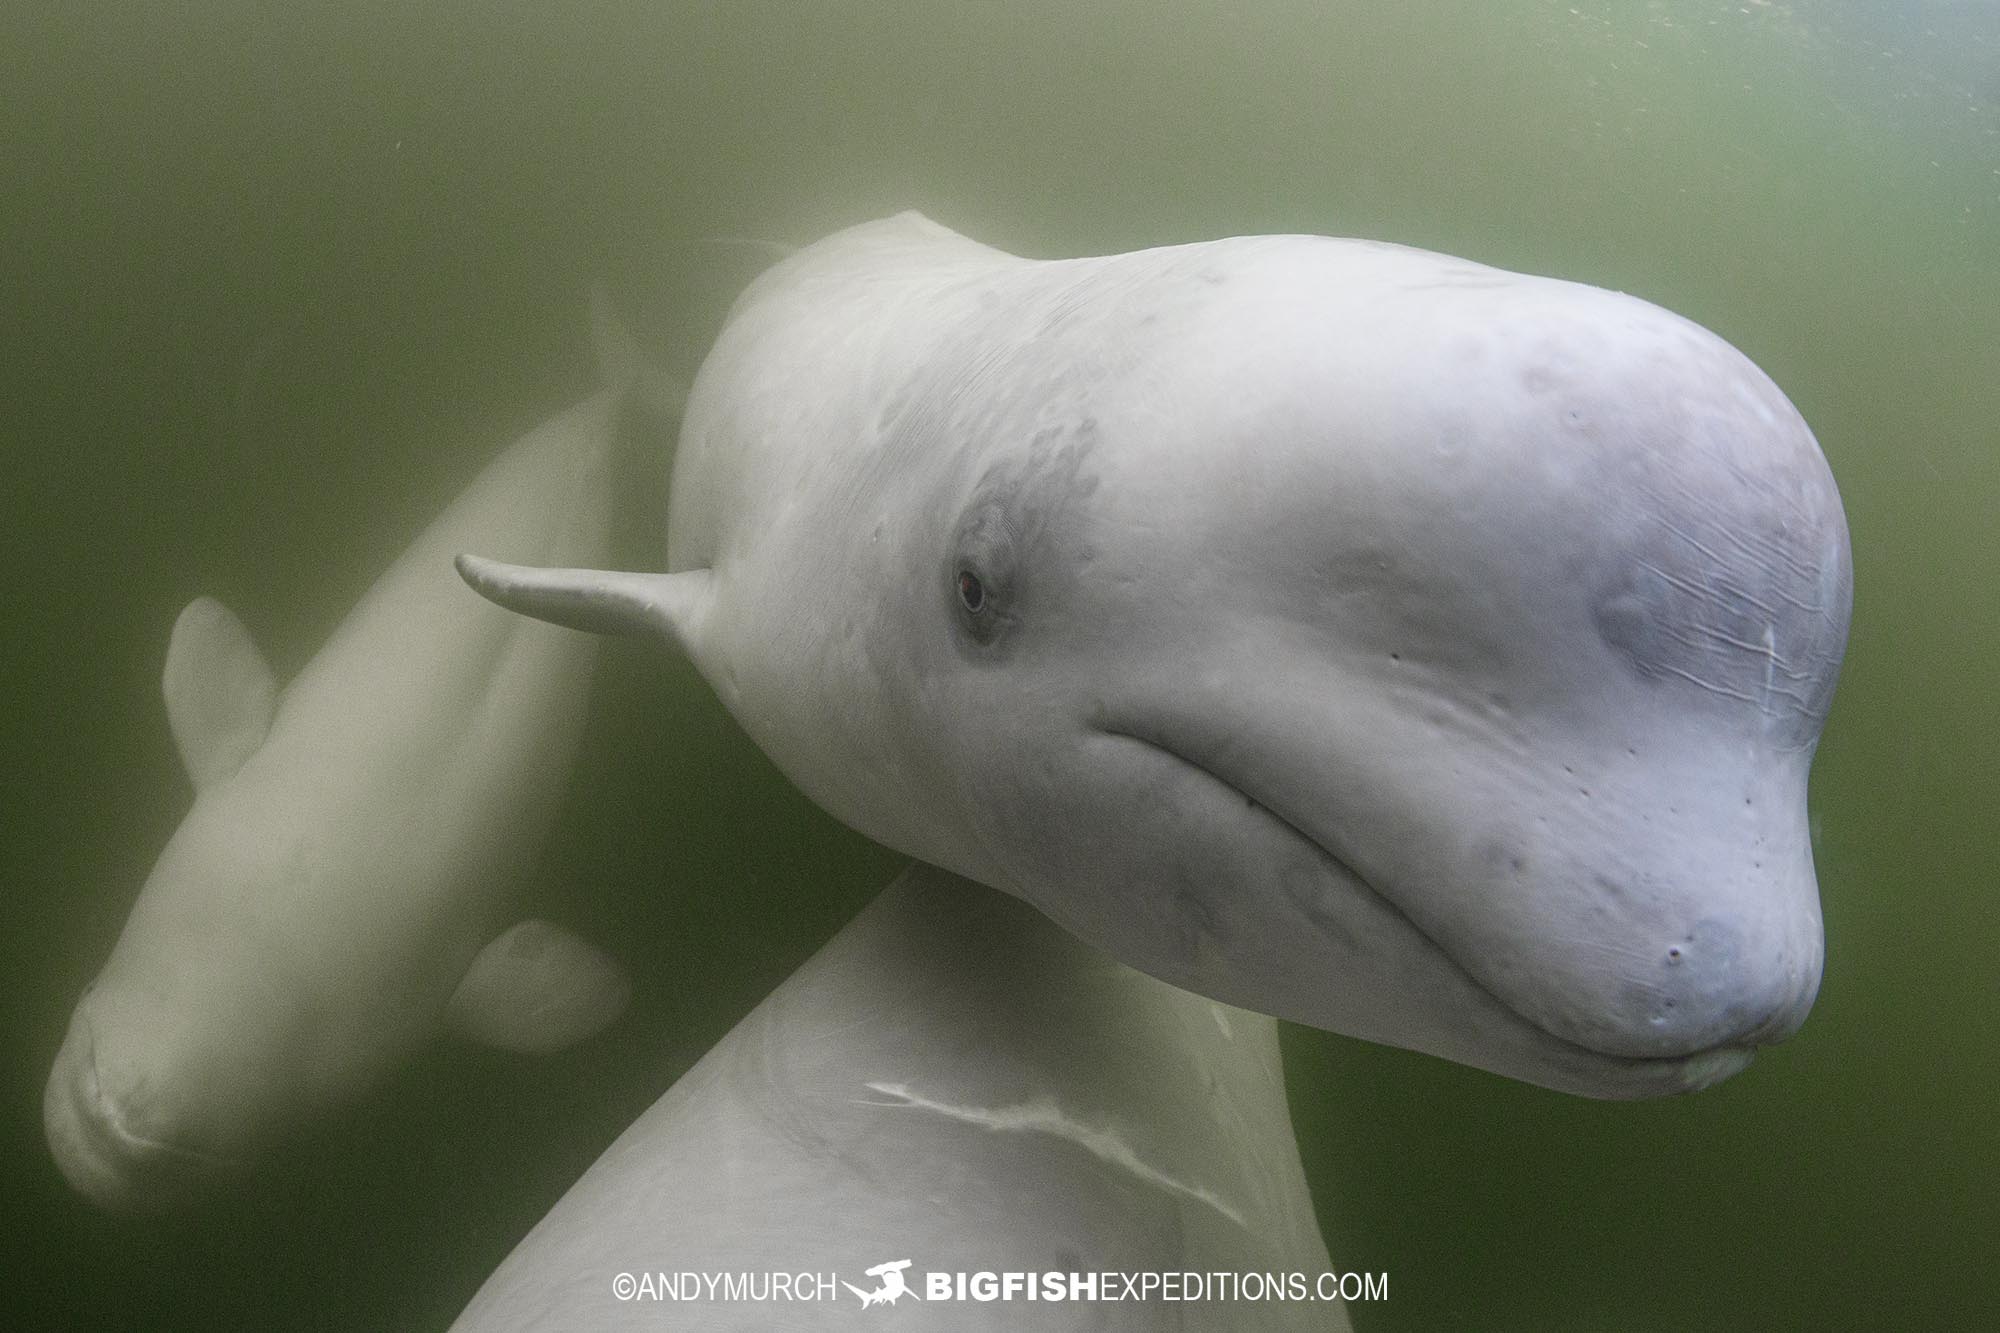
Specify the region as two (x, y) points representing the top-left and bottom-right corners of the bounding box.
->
(858, 1080), (1246, 1227)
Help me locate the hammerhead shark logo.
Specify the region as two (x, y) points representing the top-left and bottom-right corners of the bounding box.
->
(843, 1258), (921, 1308)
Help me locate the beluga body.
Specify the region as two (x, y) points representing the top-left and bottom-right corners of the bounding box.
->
(46, 396), (634, 1211)
(453, 866), (1338, 1331)
(462, 212), (1852, 1099)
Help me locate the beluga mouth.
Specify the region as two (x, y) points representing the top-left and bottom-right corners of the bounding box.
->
(1214, 724), (1766, 1080)
(1082, 683), (1813, 1100)
(43, 1006), (247, 1213)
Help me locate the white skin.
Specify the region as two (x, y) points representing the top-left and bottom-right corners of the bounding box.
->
(462, 212), (1851, 1100)
(453, 865), (1343, 1333)
(45, 396), (632, 1212)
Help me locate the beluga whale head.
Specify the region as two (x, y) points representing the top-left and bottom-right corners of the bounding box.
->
(461, 212), (1851, 1099)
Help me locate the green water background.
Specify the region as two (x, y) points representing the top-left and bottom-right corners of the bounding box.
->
(3, 1), (1995, 1326)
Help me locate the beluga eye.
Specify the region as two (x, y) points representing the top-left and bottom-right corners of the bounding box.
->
(957, 569), (986, 614)
(946, 489), (1019, 652)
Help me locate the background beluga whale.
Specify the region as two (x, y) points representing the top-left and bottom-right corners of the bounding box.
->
(461, 210), (1852, 1099)
(453, 865), (1340, 1332)
(45, 395), (636, 1212)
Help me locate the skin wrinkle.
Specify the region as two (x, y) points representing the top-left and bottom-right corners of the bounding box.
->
(1570, 357), (1844, 739)
(1601, 471), (1844, 730)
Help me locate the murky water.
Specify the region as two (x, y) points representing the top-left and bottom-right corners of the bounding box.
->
(4, 2), (1995, 1327)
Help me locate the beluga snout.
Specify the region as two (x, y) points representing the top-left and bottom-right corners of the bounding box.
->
(459, 211), (1850, 1099)
(44, 995), (230, 1212)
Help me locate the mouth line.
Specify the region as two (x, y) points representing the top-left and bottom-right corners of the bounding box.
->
(1094, 725), (1749, 1077)
(73, 1011), (242, 1174)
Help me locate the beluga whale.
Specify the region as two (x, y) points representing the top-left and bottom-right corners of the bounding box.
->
(460, 211), (1852, 1100)
(46, 394), (636, 1212)
(453, 866), (1338, 1331)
